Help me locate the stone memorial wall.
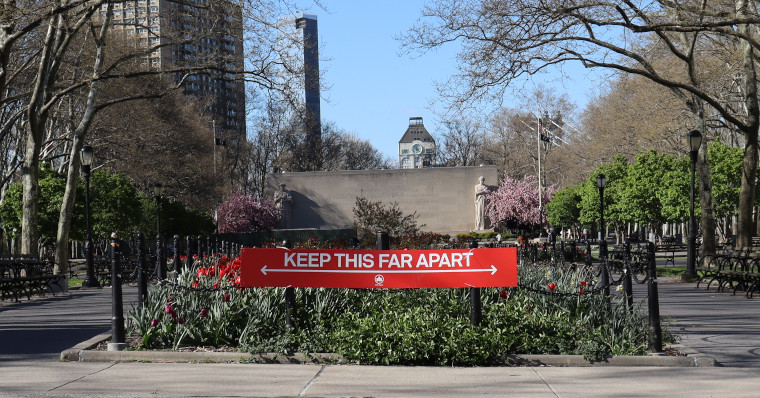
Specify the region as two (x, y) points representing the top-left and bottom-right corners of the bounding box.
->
(267, 166), (498, 234)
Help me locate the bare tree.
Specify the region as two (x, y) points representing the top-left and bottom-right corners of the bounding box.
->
(401, 0), (760, 249)
(436, 115), (485, 167)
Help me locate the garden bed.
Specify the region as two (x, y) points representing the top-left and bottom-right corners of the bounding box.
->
(118, 253), (680, 366)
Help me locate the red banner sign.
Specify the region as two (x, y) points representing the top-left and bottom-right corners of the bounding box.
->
(239, 247), (517, 289)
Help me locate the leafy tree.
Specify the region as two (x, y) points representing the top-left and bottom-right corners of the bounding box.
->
(578, 156), (629, 238)
(0, 166), (146, 244)
(88, 170), (142, 239)
(352, 196), (421, 241)
(618, 150), (676, 232)
(708, 141), (744, 220)
(546, 186), (580, 232)
(138, 198), (216, 238)
(0, 164), (82, 245)
(216, 191), (279, 234)
(487, 174), (557, 233)
(658, 156), (691, 226)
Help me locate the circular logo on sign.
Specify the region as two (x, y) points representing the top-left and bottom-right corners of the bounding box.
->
(374, 274), (385, 286)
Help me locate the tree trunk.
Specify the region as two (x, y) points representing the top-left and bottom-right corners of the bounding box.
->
(694, 114), (716, 257)
(54, 135), (82, 275)
(21, 129), (41, 256)
(53, 3), (111, 275)
(736, 0), (760, 248)
(737, 132), (758, 247)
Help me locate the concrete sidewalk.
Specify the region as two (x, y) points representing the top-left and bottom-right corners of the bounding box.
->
(2, 278), (760, 396)
(656, 282), (760, 367)
(1, 361), (759, 397)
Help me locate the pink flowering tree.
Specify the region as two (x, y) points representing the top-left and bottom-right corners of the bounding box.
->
(217, 191), (279, 233)
(486, 174), (558, 232)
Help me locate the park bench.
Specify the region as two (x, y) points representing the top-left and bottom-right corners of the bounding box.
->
(654, 243), (689, 266)
(696, 246), (760, 298)
(0, 256), (65, 302)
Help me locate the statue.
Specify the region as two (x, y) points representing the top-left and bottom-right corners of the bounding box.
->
(474, 176), (489, 230)
(274, 183), (292, 229)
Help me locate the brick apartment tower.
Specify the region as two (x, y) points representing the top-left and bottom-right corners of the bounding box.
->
(295, 13), (322, 169)
(100, 0), (246, 140)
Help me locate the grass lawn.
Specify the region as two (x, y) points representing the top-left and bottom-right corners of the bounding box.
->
(656, 266), (705, 278)
(68, 277), (84, 288)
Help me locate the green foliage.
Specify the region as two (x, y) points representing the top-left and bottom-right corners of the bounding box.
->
(708, 141), (744, 218)
(618, 150), (679, 228)
(395, 232), (453, 249)
(578, 155), (629, 229)
(352, 196), (422, 241)
(455, 231), (503, 241)
(546, 185), (580, 228)
(0, 164), (84, 242)
(89, 170), (142, 238)
(138, 197), (215, 237)
(0, 165), (213, 242)
(658, 156), (690, 223)
(128, 256), (666, 365)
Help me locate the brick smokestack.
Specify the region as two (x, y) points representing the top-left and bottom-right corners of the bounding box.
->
(295, 13), (321, 169)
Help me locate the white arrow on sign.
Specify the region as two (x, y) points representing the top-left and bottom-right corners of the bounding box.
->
(261, 265), (497, 276)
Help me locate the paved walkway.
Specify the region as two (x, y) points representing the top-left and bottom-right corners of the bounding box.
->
(1, 276), (759, 396)
(0, 286), (140, 362)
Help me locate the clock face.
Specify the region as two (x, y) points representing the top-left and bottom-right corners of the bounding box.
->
(412, 144), (423, 154)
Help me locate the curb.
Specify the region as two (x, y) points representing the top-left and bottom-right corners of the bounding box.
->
(60, 332), (717, 367)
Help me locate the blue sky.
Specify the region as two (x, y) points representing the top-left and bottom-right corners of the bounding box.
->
(295, 0), (602, 161)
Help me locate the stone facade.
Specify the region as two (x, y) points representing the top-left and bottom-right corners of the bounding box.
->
(267, 166), (498, 234)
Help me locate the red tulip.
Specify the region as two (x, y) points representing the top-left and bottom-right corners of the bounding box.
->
(581, 281), (587, 287)
(548, 282), (557, 291)
(223, 293), (231, 302)
(150, 318), (159, 327)
(499, 289), (509, 300)
(200, 308), (208, 317)
(177, 317), (185, 324)
(164, 304), (173, 314)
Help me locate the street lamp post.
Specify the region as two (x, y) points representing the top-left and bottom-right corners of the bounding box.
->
(81, 146), (101, 289)
(154, 183), (165, 280)
(684, 130), (702, 281)
(596, 173), (610, 299)
(596, 173), (607, 242)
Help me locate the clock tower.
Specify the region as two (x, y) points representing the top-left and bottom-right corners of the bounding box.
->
(398, 117), (436, 169)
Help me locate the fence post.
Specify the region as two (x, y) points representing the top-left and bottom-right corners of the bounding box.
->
(647, 241), (663, 352)
(283, 239), (296, 330)
(197, 235), (203, 262)
(585, 240), (592, 267)
(623, 240), (633, 311)
(136, 232), (147, 307)
(570, 241), (577, 263)
(469, 239), (482, 327)
(173, 234), (181, 274)
(185, 236), (193, 270)
(108, 232), (126, 351)
(599, 240), (610, 299)
(156, 233), (166, 280)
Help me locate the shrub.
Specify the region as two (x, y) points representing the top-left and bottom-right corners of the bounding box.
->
(352, 196), (422, 241)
